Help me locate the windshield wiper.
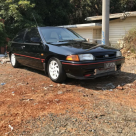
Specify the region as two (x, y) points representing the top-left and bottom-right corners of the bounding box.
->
(59, 40), (73, 42)
(47, 39), (86, 44)
(59, 39), (85, 42)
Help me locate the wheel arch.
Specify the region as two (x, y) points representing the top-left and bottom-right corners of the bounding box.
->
(9, 52), (12, 60)
(44, 55), (56, 74)
(46, 56), (66, 82)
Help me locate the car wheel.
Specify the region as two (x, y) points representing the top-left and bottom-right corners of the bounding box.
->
(11, 53), (20, 68)
(47, 57), (66, 83)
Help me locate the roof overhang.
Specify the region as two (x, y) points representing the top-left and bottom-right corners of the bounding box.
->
(85, 11), (136, 21)
(59, 23), (102, 29)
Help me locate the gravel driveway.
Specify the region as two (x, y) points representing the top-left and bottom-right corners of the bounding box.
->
(0, 56), (136, 136)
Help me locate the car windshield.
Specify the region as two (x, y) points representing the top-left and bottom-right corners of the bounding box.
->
(40, 27), (85, 43)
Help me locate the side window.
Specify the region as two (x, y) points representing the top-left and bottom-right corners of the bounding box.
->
(13, 29), (26, 43)
(24, 28), (41, 43)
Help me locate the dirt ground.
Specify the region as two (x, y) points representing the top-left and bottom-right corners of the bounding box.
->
(0, 54), (136, 136)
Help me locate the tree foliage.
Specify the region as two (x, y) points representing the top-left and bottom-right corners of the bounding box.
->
(35, 0), (73, 26)
(70, 0), (136, 24)
(0, 20), (7, 47)
(0, 0), (43, 38)
(0, 0), (73, 38)
(0, 0), (136, 39)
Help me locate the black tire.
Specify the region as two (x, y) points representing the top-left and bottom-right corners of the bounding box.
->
(47, 57), (66, 83)
(10, 53), (20, 68)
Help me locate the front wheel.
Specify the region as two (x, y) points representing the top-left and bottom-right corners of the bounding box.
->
(47, 57), (66, 83)
(11, 53), (20, 68)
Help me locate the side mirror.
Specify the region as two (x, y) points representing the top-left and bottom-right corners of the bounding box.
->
(30, 37), (41, 43)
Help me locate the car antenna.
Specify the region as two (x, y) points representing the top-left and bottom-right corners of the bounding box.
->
(32, 13), (38, 27)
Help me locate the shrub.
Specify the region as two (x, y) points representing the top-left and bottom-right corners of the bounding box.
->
(123, 27), (136, 53)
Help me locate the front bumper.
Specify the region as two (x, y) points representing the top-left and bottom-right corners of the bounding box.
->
(61, 57), (125, 79)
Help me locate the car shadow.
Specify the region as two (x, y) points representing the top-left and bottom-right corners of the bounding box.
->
(20, 66), (47, 76)
(65, 71), (136, 91)
(20, 66), (136, 91)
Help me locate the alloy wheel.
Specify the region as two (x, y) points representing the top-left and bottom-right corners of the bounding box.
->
(11, 54), (16, 66)
(49, 60), (59, 80)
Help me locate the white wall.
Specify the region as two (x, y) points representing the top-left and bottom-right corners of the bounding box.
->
(68, 17), (136, 46)
(71, 28), (93, 40)
(109, 17), (136, 46)
(71, 28), (102, 43)
(93, 29), (102, 39)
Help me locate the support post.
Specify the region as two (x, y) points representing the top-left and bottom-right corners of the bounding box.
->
(102, 0), (110, 46)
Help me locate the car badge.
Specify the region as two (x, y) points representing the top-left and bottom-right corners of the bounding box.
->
(105, 55), (109, 58)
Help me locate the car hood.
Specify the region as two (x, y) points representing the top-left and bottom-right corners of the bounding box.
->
(49, 41), (118, 54)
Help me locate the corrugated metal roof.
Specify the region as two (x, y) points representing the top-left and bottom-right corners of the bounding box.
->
(85, 11), (136, 21)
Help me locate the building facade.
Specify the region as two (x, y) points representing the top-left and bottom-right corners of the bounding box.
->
(62, 12), (136, 46)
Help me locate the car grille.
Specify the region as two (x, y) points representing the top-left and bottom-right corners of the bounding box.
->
(94, 52), (116, 60)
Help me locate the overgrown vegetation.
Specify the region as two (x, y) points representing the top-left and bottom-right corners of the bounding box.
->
(124, 27), (136, 53)
(0, 20), (7, 47)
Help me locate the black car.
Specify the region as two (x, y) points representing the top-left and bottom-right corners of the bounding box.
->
(7, 27), (125, 83)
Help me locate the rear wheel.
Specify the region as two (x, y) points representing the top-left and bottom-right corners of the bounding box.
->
(47, 57), (66, 83)
(11, 53), (20, 68)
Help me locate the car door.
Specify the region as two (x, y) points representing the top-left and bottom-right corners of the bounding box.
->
(11, 29), (27, 65)
(23, 28), (44, 70)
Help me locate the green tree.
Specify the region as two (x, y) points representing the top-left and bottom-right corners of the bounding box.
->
(0, 0), (43, 38)
(110, 0), (136, 13)
(70, 0), (103, 24)
(0, 20), (7, 47)
(34, 0), (73, 26)
(70, 0), (136, 24)
(1, 0), (136, 39)
(0, 0), (73, 38)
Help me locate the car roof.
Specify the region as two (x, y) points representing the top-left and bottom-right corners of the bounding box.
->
(17, 26), (66, 34)
(38, 26), (65, 29)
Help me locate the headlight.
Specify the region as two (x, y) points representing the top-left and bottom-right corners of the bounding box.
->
(79, 54), (95, 61)
(116, 51), (122, 57)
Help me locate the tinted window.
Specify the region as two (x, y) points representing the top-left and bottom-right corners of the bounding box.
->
(40, 27), (85, 43)
(13, 29), (26, 43)
(24, 28), (41, 43)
